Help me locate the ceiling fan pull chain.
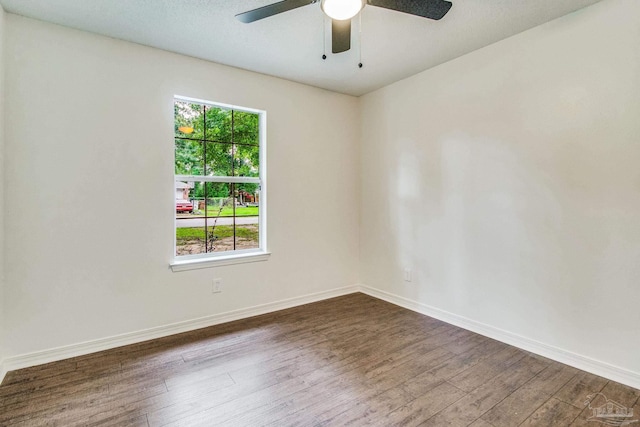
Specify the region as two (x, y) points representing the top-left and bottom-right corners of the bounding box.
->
(358, 12), (363, 68)
(322, 14), (327, 60)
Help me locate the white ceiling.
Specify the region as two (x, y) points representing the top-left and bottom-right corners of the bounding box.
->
(0, 0), (602, 96)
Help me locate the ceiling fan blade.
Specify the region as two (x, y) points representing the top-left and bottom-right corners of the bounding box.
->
(236, 0), (316, 23)
(367, 0), (452, 20)
(332, 19), (351, 53)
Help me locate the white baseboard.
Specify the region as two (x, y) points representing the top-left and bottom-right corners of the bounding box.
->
(359, 284), (640, 390)
(3, 283), (640, 392)
(0, 285), (359, 383)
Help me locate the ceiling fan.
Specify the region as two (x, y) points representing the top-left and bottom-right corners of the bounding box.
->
(236, 0), (453, 54)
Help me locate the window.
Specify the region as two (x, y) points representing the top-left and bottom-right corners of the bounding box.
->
(172, 96), (267, 269)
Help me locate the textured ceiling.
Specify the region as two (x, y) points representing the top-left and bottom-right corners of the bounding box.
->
(0, 0), (602, 96)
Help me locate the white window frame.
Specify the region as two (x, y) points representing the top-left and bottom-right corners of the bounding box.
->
(170, 95), (269, 271)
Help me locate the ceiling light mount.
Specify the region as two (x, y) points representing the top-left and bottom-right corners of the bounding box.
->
(321, 0), (365, 20)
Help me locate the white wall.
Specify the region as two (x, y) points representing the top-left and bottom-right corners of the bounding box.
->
(360, 0), (640, 379)
(3, 15), (360, 358)
(0, 4), (5, 367)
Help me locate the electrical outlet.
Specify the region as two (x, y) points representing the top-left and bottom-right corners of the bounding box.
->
(403, 268), (412, 282)
(213, 278), (222, 293)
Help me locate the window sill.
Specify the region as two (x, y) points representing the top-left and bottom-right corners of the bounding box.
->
(170, 252), (271, 272)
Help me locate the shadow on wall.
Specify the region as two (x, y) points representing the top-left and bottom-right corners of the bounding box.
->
(389, 129), (595, 333)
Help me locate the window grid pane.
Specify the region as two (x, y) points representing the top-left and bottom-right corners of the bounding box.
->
(175, 98), (262, 258)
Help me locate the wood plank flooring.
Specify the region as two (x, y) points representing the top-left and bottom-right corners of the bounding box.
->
(1, 293), (639, 426)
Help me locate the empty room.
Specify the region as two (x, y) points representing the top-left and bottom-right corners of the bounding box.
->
(0, 0), (639, 425)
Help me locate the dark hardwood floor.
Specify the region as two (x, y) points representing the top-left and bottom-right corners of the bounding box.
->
(1, 293), (639, 426)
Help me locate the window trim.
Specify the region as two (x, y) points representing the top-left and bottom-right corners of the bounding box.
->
(171, 95), (268, 271)
(170, 251), (271, 272)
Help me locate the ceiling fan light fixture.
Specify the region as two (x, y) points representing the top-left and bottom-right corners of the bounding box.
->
(321, 0), (365, 21)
